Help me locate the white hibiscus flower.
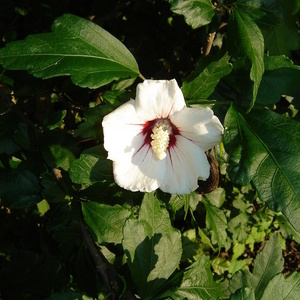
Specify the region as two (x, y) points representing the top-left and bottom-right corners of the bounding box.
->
(102, 79), (223, 194)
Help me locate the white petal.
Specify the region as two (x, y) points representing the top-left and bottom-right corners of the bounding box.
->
(170, 107), (223, 151)
(159, 135), (210, 194)
(135, 79), (186, 121)
(102, 100), (144, 161)
(113, 143), (166, 192)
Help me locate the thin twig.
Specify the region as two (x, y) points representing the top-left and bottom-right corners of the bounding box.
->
(80, 218), (138, 300)
(204, 22), (227, 56)
(204, 32), (217, 56)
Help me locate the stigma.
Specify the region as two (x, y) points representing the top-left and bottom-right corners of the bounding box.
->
(150, 119), (172, 160)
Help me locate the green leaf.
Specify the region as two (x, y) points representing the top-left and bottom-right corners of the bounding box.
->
(170, 0), (215, 29)
(182, 52), (232, 102)
(72, 245), (99, 297)
(13, 122), (38, 151)
(204, 187), (226, 208)
(228, 213), (250, 243)
(203, 199), (227, 250)
(181, 229), (205, 263)
(251, 233), (284, 299)
(74, 105), (114, 140)
(229, 233), (284, 299)
(224, 106), (300, 231)
(40, 130), (79, 171)
(229, 258), (253, 275)
(230, 287), (255, 300)
(0, 113), (22, 154)
(43, 109), (67, 130)
(256, 55), (300, 105)
(168, 254), (223, 299)
(69, 145), (113, 188)
(0, 14), (139, 88)
(122, 193), (182, 299)
(261, 272), (300, 300)
(82, 201), (131, 244)
(262, 0), (300, 56)
(41, 172), (70, 203)
(48, 291), (85, 300)
(228, 8), (264, 109)
(237, 0), (283, 27)
(0, 169), (41, 209)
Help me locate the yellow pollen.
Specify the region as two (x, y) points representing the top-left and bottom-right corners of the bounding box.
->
(150, 120), (172, 160)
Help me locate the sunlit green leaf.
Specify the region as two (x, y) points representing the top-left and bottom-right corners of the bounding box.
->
(230, 287), (255, 300)
(252, 233), (284, 299)
(169, 254), (223, 299)
(229, 233), (284, 299)
(0, 14), (139, 88)
(182, 52), (232, 102)
(182, 229), (205, 263)
(260, 272), (300, 300)
(170, 0), (215, 29)
(203, 199), (227, 249)
(122, 193), (182, 299)
(82, 202), (131, 244)
(228, 8), (264, 109)
(224, 105), (300, 231)
(228, 213), (250, 243)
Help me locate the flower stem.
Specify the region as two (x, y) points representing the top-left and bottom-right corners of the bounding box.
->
(139, 73), (147, 81)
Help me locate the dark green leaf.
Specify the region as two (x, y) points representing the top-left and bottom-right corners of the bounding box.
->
(0, 169), (41, 209)
(13, 122), (38, 151)
(0, 251), (68, 299)
(43, 109), (67, 130)
(69, 145), (113, 187)
(40, 130), (79, 171)
(182, 52), (232, 102)
(262, 0), (300, 56)
(228, 8), (264, 109)
(74, 105), (113, 140)
(0, 14), (139, 88)
(48, 291), (85, 300)
(256, 56), (300, 105)
(237, 0), (283, 27)
(260, 272), (300, 300)
(71, 245), (99, 297)
(122, 193), (182, 299)
(0, 113), (22, 154)
(170, 0), (215, 29)
(224, 106), (300, 231)
(82, 201), (131, 244)
(41, 172), (69, 203)
(169, 254), (223, 299)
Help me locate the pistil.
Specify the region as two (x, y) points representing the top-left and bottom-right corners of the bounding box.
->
(150, 119), (172, 160)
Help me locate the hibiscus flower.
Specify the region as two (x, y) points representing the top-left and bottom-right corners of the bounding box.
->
(102, 79), (223, 194)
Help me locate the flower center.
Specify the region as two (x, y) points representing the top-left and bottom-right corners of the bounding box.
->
(150, 119), (172, 160)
